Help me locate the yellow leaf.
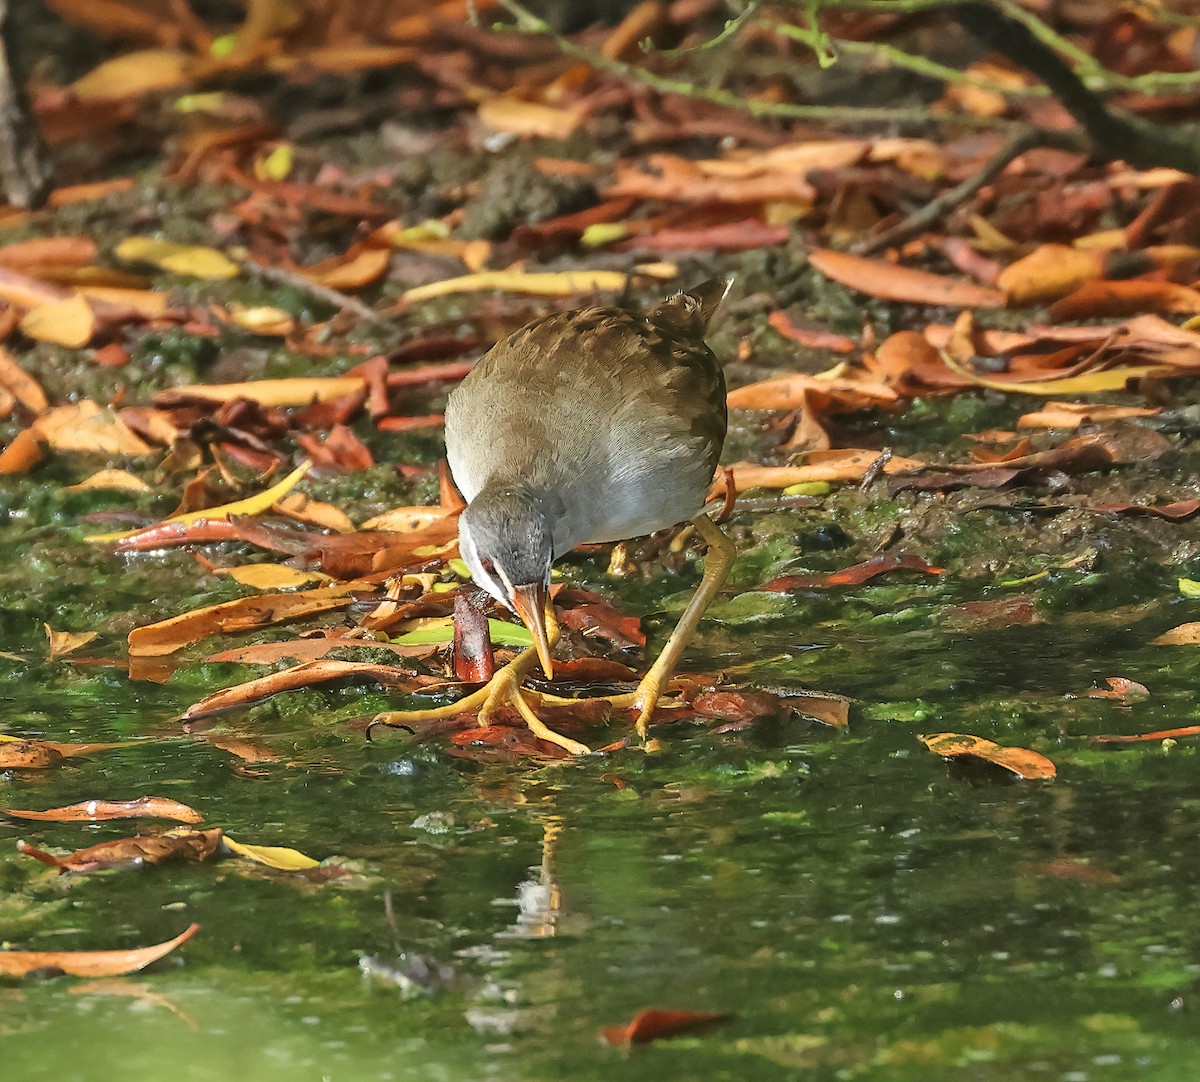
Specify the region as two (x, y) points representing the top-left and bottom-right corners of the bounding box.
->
(939, 350), (1169, 396)
(20, 294), (96, 347)
(115, 237), (240, 281)
(86, 460), (312, 542)
(255, 143), (294, 182)
(221, 304), (295, 336)
(44, 625), (98, 659)
(66, 469), (152, 493)
(72, 49), (193, 100)
(213, 564), (330, 590)
(222, 835), (320, 870)
(404, 269), (630, 304)
(155, 377), (365, 408)
(274, 492), (354, 533)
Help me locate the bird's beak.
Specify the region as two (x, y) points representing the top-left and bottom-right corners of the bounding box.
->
(509, 582), (554, 679)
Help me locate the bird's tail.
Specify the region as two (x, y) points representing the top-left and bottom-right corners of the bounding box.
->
(652, 275), (734, 335)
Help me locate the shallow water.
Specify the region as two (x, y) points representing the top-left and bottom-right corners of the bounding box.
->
(4, 464), (1200, 1082)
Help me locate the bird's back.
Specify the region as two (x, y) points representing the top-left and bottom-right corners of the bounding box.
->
(445, 284), (728, 553)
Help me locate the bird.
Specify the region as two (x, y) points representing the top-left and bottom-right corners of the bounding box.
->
(373, 278), (735, 753)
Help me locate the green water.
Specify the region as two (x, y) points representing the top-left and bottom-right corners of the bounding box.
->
(4, 461), (1200, 1081)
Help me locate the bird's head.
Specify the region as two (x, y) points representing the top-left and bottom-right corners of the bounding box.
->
(457, 487), (556, 677)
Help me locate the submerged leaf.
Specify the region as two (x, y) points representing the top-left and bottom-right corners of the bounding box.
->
(0, 923), (200, 978)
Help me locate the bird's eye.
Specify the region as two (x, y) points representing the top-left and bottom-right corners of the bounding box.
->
(480, 559), (496, 577)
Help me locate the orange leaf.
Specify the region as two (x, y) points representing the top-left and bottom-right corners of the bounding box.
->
(996, 243), (1104, 305)
(299, 247), (390, 291)
(1049, 279), (1200, 321)
(5, 796), (203, 824)
(0, 923), (199, 978)
(0, 428), (42, 475)
(598, 1008), (732, 1046)
(918, 733), (1056, 779)
(808, 248), (1005, 308)
(478, 96), (583, 140)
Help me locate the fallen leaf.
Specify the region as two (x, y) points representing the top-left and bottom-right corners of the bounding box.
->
(1092, 724), (1200, 744)
(71, 49), (194, 100)
(298, 246), (390, 291)
(177, 658), (424, 720)
(222, 836), (320, 871)
(808, 248), (1005, 308)
(31, 401), (153, 456)
(1050, 279), (1200, 321)
(759, 554), (942, 591)
(211, 564), (330, 590)
(5, 796), (203, 824)
(154, 377), (365, 408)
(0, 428), (42, 474)
(403, 269), (632, 303)
(0, 734), (126, 769)
(20, 293), (96, 347)
(87, 459), (312, 542)
(115, 237), (239, 280)
(0, 923), (200, 978)
(478, 96), (583, 139)
(204, 637), (436, 665)
(1152, 623), (1200, 645)
(0, 346), (49, 411)
(65, 468), (152, 493)
(598, 1008), (732, 1046)
(128, 584), (359, 657)
(1086, 677), (1150, 702)
(997, 243), (1104, 305)
(44, 624), (98, 659)
(17, 827), (223, 873)
(938, 350), (1169, 395)
(918, 732), (1056, 779)
(1089, 500), (1200, 520)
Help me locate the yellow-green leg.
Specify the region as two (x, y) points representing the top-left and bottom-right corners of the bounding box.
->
(371, 606), (591, 755)
(629, 513), (735, 739)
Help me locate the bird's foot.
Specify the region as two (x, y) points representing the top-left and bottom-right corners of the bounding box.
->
(371, 645), (592, 757)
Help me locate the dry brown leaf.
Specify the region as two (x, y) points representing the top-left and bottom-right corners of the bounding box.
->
(361, 504), (457, 532)
(274, 493), (354, 533)
(178, 658), (424, 721)
(0, 923), (200, 978)
(128, 585), (360, 657)
(5, 796), (203, 824)
(18, 828), (223, 873)
(918, 732), (1056, 779)
(1152, 623), (1200, 645)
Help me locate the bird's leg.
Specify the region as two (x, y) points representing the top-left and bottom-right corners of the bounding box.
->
(371, 605), (592, 756)
(627, 513), (735, 740)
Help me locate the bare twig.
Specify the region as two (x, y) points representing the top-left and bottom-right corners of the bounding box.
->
(239, 256), (380, 323)
(853, 128), (1077, 255)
